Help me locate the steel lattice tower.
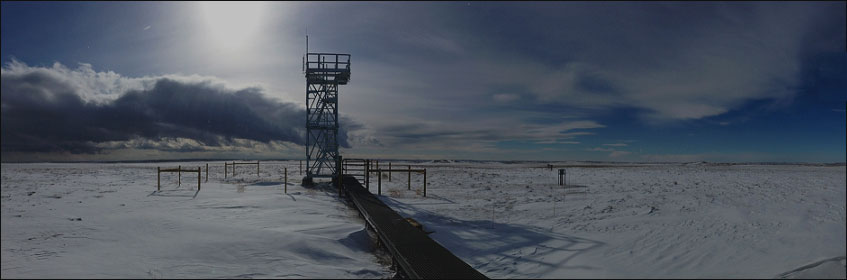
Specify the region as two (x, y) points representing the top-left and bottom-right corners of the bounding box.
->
(304, 53), (350, 181)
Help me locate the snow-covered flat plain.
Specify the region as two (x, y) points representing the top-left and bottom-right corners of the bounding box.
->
(375, 161), (846, 278)
(1, 161), (390, 278)
(2, 161), (845, 278)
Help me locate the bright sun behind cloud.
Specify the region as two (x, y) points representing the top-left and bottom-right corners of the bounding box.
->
(199, 1), (265, 52)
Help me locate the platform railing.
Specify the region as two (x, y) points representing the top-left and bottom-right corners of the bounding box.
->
(305, 53), (350, 72)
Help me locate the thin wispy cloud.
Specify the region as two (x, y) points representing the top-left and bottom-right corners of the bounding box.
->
(536, 140), (580, 145)
(589, 146), (632, 158)
(492, 93), (520, 103)
(603, 143), (628, 147)
(609, 151), (632, 158)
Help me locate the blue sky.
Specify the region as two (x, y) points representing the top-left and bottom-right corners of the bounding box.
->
(1, 1), (845, 162)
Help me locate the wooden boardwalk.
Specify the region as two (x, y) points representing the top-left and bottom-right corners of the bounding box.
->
(341, 175), (487, 279)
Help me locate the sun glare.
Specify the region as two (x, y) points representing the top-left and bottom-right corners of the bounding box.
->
(199, 1), (265, 52)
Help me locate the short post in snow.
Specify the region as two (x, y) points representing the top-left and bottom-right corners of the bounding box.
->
(337, 155), (343, 197)
(365, 159), (370, 190)
(423, 168), (427, 197)
(558, 169), (566, 186)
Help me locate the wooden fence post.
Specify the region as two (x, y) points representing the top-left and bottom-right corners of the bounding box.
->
(197, 167), (201, 190)
(388, 162), (392, 182)
(284, 167), (288, 193)
(407, 165), (411, 190)
(157, 166), (160, 191)
(365, 159), (370, 190)
(337, 155), (343, 197)
(178, 165), (181, 186)
(423, 169), (427, 197)
(257, 160), (260, 177)
(225, 163), (227, 179)
(558, 169), (564, 186)
(205, 163), (208, 182)
(299, 160), (302, 175)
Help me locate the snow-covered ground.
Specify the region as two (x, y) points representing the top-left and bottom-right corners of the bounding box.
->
(2, 161), (845, 278)
(375, 161), (846, 278)
(1, 161), (390, 278)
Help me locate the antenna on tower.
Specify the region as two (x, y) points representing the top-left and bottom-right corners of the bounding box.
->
(302, 30), (309, 73)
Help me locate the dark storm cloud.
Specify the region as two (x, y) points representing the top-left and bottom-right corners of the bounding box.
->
(1, 63), (358, 154)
